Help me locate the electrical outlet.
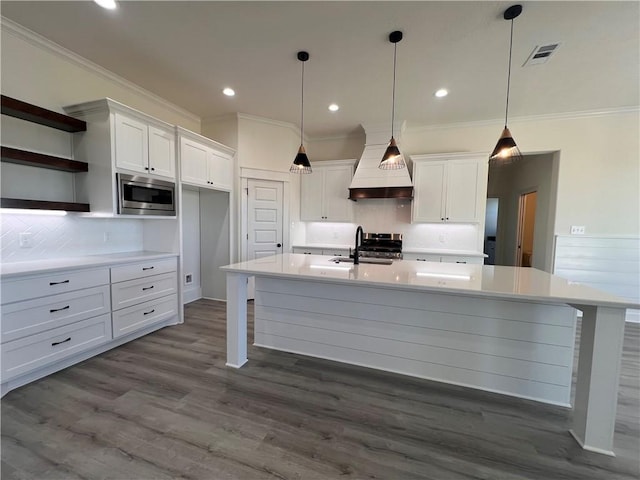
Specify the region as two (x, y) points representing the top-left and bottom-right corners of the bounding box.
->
(184, 274), (193, 285)
(570, 226), (585, 235)
(19, 232), (33, 248)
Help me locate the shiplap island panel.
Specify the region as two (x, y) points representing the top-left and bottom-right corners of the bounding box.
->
(222, 253), (639, 456)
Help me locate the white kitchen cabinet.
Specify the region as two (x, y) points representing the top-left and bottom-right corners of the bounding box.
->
(411, 153), (488, 224)
(1, 254), (180, 397)
(292, 247), (351, 257)
(64, 98), (178, 215)
(292, 247), (324, 255)
(178, 128), (234, 192)
(301, 160), (355, 222)
(402, 252), (484, 264)
(110, 257), (178, 338)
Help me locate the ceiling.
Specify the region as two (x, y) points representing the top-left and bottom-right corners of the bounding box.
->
(1, 1), (638, 137)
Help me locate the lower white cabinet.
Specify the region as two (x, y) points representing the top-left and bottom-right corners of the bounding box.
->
(1, 314), (112, 381)
(0, 254), (179, 396)
(293, 247), (351, 257)
(112, 295), (178, 339)
(402, 253), (484, 264)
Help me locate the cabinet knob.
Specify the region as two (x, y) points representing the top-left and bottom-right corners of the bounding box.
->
(441, 218), (444, 221)
(277, 243), (282, 248)
(151, 167), (155, 171)
(145, 166), (149, 170)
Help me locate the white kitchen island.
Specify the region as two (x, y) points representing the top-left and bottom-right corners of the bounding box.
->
(221, 253), (638, 456)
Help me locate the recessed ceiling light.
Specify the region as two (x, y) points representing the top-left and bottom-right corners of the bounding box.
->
(434, 89), (448, 98)
(222, 87), (235, 97)
(328, 103), (339, 112)
(94, 0), (117, 10)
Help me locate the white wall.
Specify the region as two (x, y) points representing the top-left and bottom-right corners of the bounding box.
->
(181, 188), (202, 303)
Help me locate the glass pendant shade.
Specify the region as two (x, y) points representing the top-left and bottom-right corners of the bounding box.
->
(379, 137), (405, 170)
(290, 144), (312, 173)
(489, 127), (523, 164)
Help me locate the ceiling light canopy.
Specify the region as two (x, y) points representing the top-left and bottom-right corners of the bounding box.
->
(379, 30), (406, 170)
(94, 0), (117, 10)
(222, 87), (235, 97)
(490, 4), (524, 165)
(290, 51), (312, 174)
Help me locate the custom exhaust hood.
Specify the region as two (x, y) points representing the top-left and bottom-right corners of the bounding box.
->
(348, 123), (413, 200)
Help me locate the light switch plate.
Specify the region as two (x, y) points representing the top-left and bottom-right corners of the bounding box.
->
(570, 226), (585, 235)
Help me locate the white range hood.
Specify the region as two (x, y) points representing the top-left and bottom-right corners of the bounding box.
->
(349, 122), (413, 200)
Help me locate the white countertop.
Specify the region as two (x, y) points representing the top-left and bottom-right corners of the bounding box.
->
(221, 253), (638, 309)
(1, 251), (178, 278)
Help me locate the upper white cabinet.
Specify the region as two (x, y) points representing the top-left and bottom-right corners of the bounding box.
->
(178, 128), (234, 192)
(64, 98), (178, 215)
(114, 112), (175, 180)
(411, 153), (488, 223)
(300, 160), (355, 222)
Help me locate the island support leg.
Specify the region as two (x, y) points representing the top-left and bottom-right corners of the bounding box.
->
(226, 272), (248, 368)
(570, 305), (626, 456)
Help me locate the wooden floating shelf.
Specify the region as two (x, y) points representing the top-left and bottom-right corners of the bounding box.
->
(1, 146), (88, 172)
(1, 198), (91, 212)
(1, 95), (87, 133)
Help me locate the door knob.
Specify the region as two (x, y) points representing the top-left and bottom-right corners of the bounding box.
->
(277, 243), (282, 248)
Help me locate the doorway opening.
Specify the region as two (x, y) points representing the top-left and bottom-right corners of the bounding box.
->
(516, 191), (537, 267)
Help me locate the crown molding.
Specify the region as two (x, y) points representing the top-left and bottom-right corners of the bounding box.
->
(1, 17), (199, 124)
(237, 113), (300, 134)
(406, 106), (640, 133)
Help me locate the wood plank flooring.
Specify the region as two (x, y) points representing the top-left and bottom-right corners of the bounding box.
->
(2, 299), (639, 479)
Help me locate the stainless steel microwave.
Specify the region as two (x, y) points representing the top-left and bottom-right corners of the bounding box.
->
(117, 173), (176, 216)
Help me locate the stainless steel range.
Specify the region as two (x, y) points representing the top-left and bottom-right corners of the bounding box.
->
(358, 233), (403, 259)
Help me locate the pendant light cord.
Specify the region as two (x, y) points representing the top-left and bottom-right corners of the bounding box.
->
(391, 41), (397, 138)
(300, 60), (305, 145)
(504, 18), (514, 128)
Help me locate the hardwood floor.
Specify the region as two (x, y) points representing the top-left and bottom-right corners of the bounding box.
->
(2, 299), (639, 479)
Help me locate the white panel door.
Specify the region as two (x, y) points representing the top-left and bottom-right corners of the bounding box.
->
(248, 179), (283, 260)
(180, 138), (209, 187)
(412, 161), (446, 222)
(148, 125), (176, 180)
(114, 112), (148, 174)
(446, 160), (480, 222)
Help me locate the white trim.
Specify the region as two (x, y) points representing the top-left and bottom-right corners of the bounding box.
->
(236, 112), (299, 133)
(176, 126), (236, 156)
(406, 106), (640, 133)
(182, 287), (202, 305)
(240, 167), (290, 183)
(1, 17), (199, 124)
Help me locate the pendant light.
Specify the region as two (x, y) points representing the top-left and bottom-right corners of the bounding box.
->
(290, 51), (312, 173)
(490, 4), (523, 165)
(379, 30), (406, 170)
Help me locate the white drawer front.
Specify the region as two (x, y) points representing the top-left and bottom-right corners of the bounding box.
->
(111, 272), (177, 311)
(1, 285), (111, 343)
(403, 254), (440, 262)
(441, 255), (484, 265)
(1, 314), (111, 381)
(110, 257), (177, 284)
(1, 268), (110, 305)
(112, 294), (178, 339)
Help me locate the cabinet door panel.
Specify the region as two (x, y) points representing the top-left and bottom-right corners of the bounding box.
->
(412, 162), (446, 222)
(114, 113), (148, 174)
(446, 160), (480, 222)
(148, 126), (175, 180)
(300, 171), (324, 221)
(208, 151), (233, 191)
(323, 166), (353, 222)
(180, 138), (209, 187)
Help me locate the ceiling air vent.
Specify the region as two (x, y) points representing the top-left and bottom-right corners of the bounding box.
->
(523, 43), (561, 66)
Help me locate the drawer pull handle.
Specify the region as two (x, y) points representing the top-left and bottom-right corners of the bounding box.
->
(142, 286), (155, 291)
(456, 261), (467, 264)
(143, 309), (155, 315)
(52, 337), (71, 346)
(50, 305), (70, 313)
(49, 280), (70, 286)
(417, 259), (426, 261)
(142, 266), (155, 271)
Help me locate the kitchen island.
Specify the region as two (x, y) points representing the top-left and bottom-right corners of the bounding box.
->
(221, 253), (638, 456)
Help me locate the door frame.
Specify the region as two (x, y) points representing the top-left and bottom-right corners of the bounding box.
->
(240, 167), (291, 263)
(515, 188), (537, 266)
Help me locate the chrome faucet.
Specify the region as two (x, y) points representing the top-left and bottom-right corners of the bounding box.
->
(354, 225), (364, 265)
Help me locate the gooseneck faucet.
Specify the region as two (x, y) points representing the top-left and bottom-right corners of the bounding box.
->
(354, 225), (364, 265)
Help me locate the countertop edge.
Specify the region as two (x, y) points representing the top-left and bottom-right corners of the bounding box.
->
(1, 251), (178, 278)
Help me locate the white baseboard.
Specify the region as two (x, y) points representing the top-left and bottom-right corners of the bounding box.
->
(183, 286), (202, 304)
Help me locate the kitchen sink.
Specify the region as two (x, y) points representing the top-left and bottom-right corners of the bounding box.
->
(329, 257), (393, 265)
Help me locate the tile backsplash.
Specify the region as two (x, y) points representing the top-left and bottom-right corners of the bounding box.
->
(303, 199), (482, 251)
(1, 213), (144, 262)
